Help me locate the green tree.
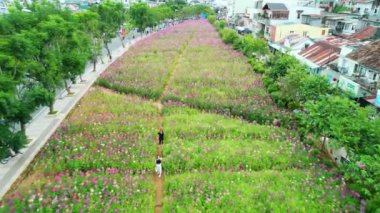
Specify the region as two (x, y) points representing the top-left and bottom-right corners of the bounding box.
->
(128, 2), (153, 31)
(75, 11), (102, 72)
(90, 0), (126, 60)
(300, 96), (375, 150)
(265, 54), (300, 82)
(279, 65), (334, 106)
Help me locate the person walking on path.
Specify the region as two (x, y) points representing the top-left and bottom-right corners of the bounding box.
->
(158, 128), (164, 145)
(155, 156), (162, 177)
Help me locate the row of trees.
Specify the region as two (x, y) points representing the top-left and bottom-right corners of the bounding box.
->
(210, 18), (380, 210)
(128, 1), (213, 31)
(0, 0), (126, 158)
(0, 0), (214, 160)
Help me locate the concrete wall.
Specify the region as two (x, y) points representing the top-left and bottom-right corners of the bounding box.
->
(271, 23), (329, 41)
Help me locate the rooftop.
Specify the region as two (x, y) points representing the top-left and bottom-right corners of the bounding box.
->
(347, 39), (380, 71)
(262, 3), (288, 11)
(345, 26), (380, 40)
(298, 36), (357, 67)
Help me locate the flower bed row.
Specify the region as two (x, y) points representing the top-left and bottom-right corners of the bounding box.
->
(98, 20), (200, 100)
(161, 105), (361, 211)
(162, 19), (286, 124)
(0, 87), (159, 211)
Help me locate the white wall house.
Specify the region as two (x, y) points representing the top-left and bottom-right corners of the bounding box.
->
(322, 39), (380, 106)
(342, 0), (380, 16)
(250, 0), (323, 36)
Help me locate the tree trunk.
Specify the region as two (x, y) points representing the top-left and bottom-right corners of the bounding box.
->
(64, 80), (71, 94)
(21, 122), (26, 135)
(93, 58), (97, 72)
(49, 102), (55, 114)
(105, 42), (112, 60)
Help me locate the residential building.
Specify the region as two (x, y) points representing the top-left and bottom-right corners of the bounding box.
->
(325, 15), (364, 35)
(268, 23), (329, 42)
(251, 1), (323, 37)
(318, 0), (336, 12)
(344, 25), (380, 40)
(226, 0), (255, 25)
(302, 14), (325, 26)
(269, 34), (316, 54)
(296, 36), (357, 73)
(324, 39), (380, 106)
(343, 0), (380, 16)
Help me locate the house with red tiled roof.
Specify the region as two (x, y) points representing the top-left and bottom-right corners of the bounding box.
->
(322, 39), (380, 107)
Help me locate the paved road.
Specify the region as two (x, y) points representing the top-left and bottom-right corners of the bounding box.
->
(0, 30), (154, 200)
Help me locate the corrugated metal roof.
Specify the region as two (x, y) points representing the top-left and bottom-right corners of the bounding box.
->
(346, 26), (379, 40)
(298, 36), (357, 67)
(299, 41), (340, 66)
(347, 39), (380, 71)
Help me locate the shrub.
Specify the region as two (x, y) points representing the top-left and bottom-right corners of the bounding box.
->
(207, 15), (216, 25)
(219, 28), (239, 44)
(215, 20), (225, 31)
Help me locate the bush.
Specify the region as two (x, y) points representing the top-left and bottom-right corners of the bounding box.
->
(219, 29), (239, 45)
(248, 58), (266, 73)
(207, 15), (216, 25)
(215, 20), (225, 31)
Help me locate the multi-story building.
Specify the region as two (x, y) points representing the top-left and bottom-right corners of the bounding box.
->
(250, 1), (323, 37)
(326, 39), (380, 107)
(267, 23), (329, 41)
(342, 0), (380, 16)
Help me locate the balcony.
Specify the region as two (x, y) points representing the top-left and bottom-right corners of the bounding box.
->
(329, 64), (349, 75)
(254, 14), (270, 25)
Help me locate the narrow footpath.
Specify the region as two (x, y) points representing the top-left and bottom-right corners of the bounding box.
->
(153, 33), (193, 213)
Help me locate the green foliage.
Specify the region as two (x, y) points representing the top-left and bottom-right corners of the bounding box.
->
(300, 96), (374, 150)
(234, 35), (268, 57)
(214, 20), (225, 31)
(207, 15), (215, 25)
(278, 65), (334, 105)
(266, 54), (300, 82)
(0, 0), (127, 159)
(128, 2), (152, 31)
(219, 28), (239, 44)
(333, 5), (351, 13)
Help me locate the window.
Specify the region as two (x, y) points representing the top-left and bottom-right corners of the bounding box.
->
(322, 30), (326, 35)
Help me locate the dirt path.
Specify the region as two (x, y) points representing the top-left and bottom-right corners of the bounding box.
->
(153, 33), (193, 213)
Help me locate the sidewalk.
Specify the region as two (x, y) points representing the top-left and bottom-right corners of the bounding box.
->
(0, 32), (152, 200)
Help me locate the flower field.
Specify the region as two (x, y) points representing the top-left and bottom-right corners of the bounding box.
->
(0, 88), (158, 211)
(1, 20), (362, 212)
(162, 106), (359, 211)
(98, 21), (197, 100)
(162, 20), (285, 123)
